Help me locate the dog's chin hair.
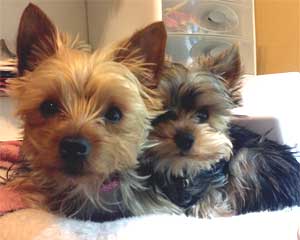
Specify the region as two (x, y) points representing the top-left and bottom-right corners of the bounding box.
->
(145, 138), (233, 178)
(21, 167), (181, 218)
(68, 176), (118, 216)
(120, 169), (181, 215)
(153, 156), (228, 179)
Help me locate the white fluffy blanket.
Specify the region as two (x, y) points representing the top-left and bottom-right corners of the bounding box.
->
(0, 208), (299, 240)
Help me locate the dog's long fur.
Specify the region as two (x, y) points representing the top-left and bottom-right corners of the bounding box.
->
(139, 46), (300, 217)
(6, 3), (179, 221)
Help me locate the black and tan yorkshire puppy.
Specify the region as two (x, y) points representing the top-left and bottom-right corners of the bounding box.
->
(139, 46), (300, 217)
(6, 4), (179, 221)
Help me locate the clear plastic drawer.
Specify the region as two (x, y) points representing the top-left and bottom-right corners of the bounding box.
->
(166, 34), (256, 74)
(162, 0), (254, 38)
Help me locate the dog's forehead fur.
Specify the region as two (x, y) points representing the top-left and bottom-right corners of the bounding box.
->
(27, 47), (141, 91)
(10, 46), (147, 117)
(157, 63), (234, 113)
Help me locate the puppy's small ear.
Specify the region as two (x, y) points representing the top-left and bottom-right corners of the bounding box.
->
(198, 45), (243, 105)
(17, 3), (58, 75)
(115, 22), (167, 88)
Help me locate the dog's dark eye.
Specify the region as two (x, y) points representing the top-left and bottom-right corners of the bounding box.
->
(40, 100), (59, 118)
(105, 106), (122, 123)
(195, 109), (209, 123)
(151, 110), (177, 126)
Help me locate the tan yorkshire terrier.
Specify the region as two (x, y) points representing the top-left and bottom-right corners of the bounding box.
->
(6, 4), (179, 221)
(139, 46), (300, 217)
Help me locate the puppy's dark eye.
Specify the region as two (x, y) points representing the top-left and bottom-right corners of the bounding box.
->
(151, 110), (177, 126)
(195, 109), (209, 123)
(105, 106), (122, 123)
(40, 100), (59, 118)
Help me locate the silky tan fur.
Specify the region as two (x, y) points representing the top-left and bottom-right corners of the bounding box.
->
(7, 3), (179, 221)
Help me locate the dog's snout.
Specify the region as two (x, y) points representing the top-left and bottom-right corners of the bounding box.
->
(59, 137), (91, 170)
(174, 132), (194, 152)
(60, 137), (91, 161)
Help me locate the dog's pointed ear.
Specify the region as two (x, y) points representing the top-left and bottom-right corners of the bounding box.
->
(198, 45), (243, 105)
(115, 22), (167, 88)
(17, 3), (58, 75)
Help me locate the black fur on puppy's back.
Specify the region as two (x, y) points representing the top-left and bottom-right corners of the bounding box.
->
(228, 124), (300, 213)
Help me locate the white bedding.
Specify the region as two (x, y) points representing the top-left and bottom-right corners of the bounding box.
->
(35, 209), (300, 240)
(0, 208), (299, 240)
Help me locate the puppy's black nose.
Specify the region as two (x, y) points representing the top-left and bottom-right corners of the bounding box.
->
(174, 132), (194, 151)
(59, 136), (91, 163)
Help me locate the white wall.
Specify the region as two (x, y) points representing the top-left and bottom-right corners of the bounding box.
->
(0, 0), (88, 52)
(86, 0), (162, 49)
(0, 0), (163, 52)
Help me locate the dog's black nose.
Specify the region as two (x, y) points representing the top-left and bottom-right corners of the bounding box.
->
(59, 137), (91, 174)
(174, 132), (194, 151)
